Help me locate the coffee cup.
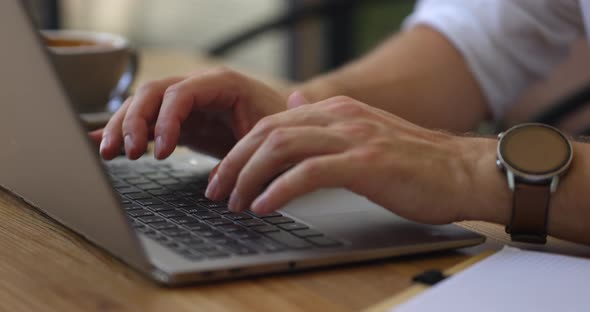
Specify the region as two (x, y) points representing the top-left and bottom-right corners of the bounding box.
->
(42, 30), (137, 114)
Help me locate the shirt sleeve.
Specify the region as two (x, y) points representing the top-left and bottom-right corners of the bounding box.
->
(403, 0), (584, 120)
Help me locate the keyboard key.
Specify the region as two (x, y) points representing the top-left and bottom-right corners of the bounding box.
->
(192, 212), (219, 220)
(248, 211), (282, 218)
(126, 192), (152, 200)
(125, 177), (152, 185)
(138, 216), (166, 224)
(264, 216), (295, 225)
(224, 213), (252, 221)
(242, 238), (285, 253)
(205, 218), (233, 226)
(291, 229), (324, 238)
(265, 231), (312, 249)
(136, 183), (162, 191)
(145, 173), (170, 180)
(157, 178), (180, 185)
(111, 181), (128, 188)
(158, 194), (182, 201)
(127, 209), (154, 218)
(137, 228), (157, 235)
(148, 188), (173, 196)
(137, 198), (164, 206)
(132, 223), (146, 230)
(238, 219), (266, 227)
(169, 216), (200, 224)
(306, 237), (342, 247)
(176, 236), (205, 245)
(159, 210), (187, 218)
(217, 224), (244, 233)
(179, 207), (208, 214)
(278, 223), (308, 231)
(209, 237), (238, 245)
(230, 230), (261, 240)
(160, 228), (191, 237)
(122, 204), (143, 211)
(210, 207), (233, 215)
(169, 199), (196, 208)
(183, 223), (211, 231)
(197, 201), (228, 209)
(115, 173), (141, 179)
(252, 225), (280, 233)
(195, 229), (224, 238)
(150, 222), (178, 230)
(146, 204), (175, 212)
(116, 187), (140, 194)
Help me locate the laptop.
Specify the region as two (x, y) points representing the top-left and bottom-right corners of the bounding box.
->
(0, 1), (484, 285)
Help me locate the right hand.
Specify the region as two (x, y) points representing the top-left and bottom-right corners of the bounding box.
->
(91, 67), (288, 160)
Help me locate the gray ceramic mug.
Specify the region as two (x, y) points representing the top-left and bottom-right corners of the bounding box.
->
(42, 30), (137, 114)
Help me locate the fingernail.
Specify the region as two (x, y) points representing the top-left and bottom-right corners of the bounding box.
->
(205, 174), (219, 199)
(154, 136), (164, 158)
(228, 189), (241, 212)
(251, 192), (269, 214)
(124, 134), (134, 156)
(100, 136), (110, 154)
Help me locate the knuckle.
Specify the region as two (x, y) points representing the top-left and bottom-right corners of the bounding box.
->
(350, 142), (388, 163)
(135, 81), (161, 96)
(324, 97), (365, 116)
(298, 160), (321, 181)
(254, 116), (278, 135)
(266, 128), (293, 150)
(212, 66), (241, 81)
(163, 83), (183, 98)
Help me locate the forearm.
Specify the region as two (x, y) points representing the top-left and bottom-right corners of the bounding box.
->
(462, 137), (590, 245)
(299, 26), (489, 132)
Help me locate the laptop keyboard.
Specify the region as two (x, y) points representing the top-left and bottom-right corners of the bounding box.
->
(106, 162), (342, 261)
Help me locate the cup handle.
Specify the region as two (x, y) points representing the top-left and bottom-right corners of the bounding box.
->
(107, 48), (139, 112)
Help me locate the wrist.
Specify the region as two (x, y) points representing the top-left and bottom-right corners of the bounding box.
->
(457, 137), (511, 226)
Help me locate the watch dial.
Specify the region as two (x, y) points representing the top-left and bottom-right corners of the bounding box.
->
(501, 125), (570, 175)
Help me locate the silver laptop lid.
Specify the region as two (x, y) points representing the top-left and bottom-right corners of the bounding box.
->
(0, 1), (150, 271)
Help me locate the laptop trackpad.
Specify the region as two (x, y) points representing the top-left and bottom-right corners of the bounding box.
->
(281, 188), (381, 217)
(281, 189), (454, 246)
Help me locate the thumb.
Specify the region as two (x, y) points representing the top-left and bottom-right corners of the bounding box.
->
(287, 90), (311, 109)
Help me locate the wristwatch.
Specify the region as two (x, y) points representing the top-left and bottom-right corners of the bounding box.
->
(496, 123), (573, 244)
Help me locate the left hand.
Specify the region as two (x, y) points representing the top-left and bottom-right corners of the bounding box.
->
(205, 95), (494, 224)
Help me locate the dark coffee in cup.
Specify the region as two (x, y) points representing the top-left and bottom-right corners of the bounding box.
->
(42, 30), (137, 114)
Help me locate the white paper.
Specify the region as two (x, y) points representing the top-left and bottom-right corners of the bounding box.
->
(393, 246), (590, 312)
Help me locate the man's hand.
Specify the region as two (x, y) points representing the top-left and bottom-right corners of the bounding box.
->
(91, 67), (287, 160)
(206, 95), (507, 225)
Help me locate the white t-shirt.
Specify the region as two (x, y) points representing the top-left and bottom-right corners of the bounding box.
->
(404, 0), (590, 119)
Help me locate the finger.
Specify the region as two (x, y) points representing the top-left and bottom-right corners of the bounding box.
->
(100, 96), (133, 160)
(228, 126), (350, 212)
(122, 76), (184, 160)
(208, 164), (219, 182)
(250, 153), (359, 215)
(286, 90), (310, 109)
(89, 129), (103, 146)
(206, 106), (337, 201)
(153, 69), (245, 159)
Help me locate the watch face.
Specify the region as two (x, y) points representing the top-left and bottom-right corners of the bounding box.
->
(500, 124), (571, 175)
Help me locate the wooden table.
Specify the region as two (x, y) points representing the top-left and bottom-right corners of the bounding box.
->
(2, 50), (589, 312)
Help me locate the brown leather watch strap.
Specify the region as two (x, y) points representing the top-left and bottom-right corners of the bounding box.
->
(506, 183), (551, 244)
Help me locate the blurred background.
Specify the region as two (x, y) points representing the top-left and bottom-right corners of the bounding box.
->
(27, 0), (414, 81)
(25, 0), (590, 133)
